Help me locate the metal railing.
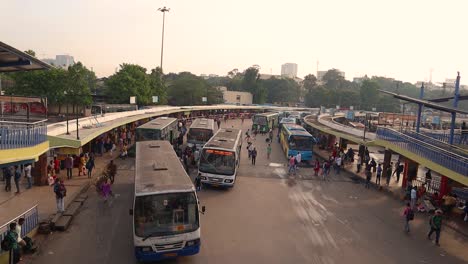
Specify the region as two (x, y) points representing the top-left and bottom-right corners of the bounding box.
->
(376, 127), (468, 177)
(0, 204), (39, 254)
(0, 120), (47, 149)
(403, 131), (468, 158)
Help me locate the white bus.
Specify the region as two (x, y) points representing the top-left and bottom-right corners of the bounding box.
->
(131, 141), (205, 262)
(198, 128), (242, 187)
(187, 118), (215, 150)
(136, 117), (179, 143)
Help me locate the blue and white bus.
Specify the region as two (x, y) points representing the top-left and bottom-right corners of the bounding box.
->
(279, 124), (316, 161)
(131, 141), (204, 262)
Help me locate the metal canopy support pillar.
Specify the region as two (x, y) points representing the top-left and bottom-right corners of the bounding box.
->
(449, 72), (461, 145)
(416, 83), (425, 133)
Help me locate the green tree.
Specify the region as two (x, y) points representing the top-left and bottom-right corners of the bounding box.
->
(302, 74), (318, 91)
(148, 67), (167, 104)
(322, 69), (346, 90)
(242, 67), (265, 104)
(66, 62), (94, 106)
(304, 86), (331, 108)
(262, 77), (300, 104)
(359, 80), (380, 110)
(105, 64), (152, 105)
(167, 72), (222, 105)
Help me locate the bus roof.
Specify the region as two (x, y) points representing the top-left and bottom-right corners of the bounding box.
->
(280, 117), (296, 124)
(204, 128), (242, 151)
(137, 117), (177, 130)
(190, 118), (215, 130)
(284, 124), (314, 137)
(135, 140), (194, 196)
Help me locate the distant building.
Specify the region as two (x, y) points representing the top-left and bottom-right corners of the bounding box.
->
(317, 69), (345, 82)
(42, 55), (75, 69)
(281, 63), (298, 78)
(217, 86), (253, 105)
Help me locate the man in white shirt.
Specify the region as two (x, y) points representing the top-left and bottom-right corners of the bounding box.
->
(24, 164), (32, 189)
(335, 156), (342, 174)
(410, 187), (417, 209)
(295, 152), (302, 170)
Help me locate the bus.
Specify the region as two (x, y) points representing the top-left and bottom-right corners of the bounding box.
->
(252, 112), (279, 133)
(279, 124), (316, 161)
(131, 141), (204, 262)
(136, 117), (179, 143)
(198, 128), (242, 187)
(187, 118), (215, 149)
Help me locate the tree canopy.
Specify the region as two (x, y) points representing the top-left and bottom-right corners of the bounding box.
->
(105, 64), (153, 105)
(166, 72), (223, 106)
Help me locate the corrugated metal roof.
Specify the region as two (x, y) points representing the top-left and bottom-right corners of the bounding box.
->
(0, 41), (53, 72)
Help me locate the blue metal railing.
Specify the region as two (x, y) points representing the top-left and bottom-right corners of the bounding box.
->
(403, 131), (468, 158)
(0, 120), (47, 149)
(376, 127), (468, 177)
(0, 204), (39, 254)
(421, 131), (464, 145)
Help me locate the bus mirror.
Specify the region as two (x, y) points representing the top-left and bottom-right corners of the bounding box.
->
(202, 206), (206, 214)
(129, 209), (133, 216)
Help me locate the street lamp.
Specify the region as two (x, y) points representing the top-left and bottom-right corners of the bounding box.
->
(64, 91), (70, 135)
(157, 6), (170, 72)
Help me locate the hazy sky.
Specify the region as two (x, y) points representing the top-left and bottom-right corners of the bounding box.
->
(2, 0), (467, 84)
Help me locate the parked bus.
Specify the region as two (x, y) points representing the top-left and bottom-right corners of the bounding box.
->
(135, 117), (179, 143)
(279, 124), (316, 161)
(131, 141), (204, 262)
(187, 118), (215, 149)
(198, 128), (242, 187)
(252, 112), (279, 133)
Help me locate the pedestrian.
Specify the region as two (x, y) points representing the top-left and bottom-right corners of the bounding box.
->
(427, 210), (443, 246)
(241, 115), (245, 124)
(335, 156), (342, 175)
(251, 148), (257, 165)
(86, 156), (95, 178)
(386, 163), (392, 186)
(48, 160), (56, 179)
(425, 169), (432, 188)
(269, 129), (273, 142)
(267, 144), (272, 159)
(376, 164), (382, 185)
(322, 160), (329, 181)
(100, 178), (112, 203)
(195, 175), (202, 191)
(295, 152), (302, 170)
(127, 129), (132, 145)
(106, 160), (117, 184)
(365, 165), (372, 189)
(247, 142), (253, 159)
(14, 165), (21, 194)
(403, 202), (414, 233)
(356, 155), (362, 173)
(217, 118), (221, 130)
(65, 155), (73, 180)
(24, 163), (32, 189)
(5, 222), (20, 264)
(78, 154), (85, 176)
(369, 158), (377, 174)
(4, 167), (12, 192)
(313, 158), (320, 176)
(16, 218), (35, 254)
(288, 156), (296, 175)
(53, 156), (60, 175)
(53, 178), (66, 213)
(396, 163), (404, 183)
(463, 204), (468, 222)
(410, 186), (417, 209)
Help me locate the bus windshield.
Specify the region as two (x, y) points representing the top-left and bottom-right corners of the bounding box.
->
(134, 192), (199, 238)
(136, 129), (161, 141)
(199, 149), (235, 175)
(188, 129), (213, 144)
(253, 116), (267, 126)
(289, 136), (313, 150)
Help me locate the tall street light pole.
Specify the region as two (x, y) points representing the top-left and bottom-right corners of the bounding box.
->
(158, 6), (170, 72)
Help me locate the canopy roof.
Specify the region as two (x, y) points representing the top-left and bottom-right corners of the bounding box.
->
(0, 41), (53, 72)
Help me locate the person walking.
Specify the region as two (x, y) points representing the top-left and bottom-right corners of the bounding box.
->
(410, 186), (417, 209)
(13, 166), (21, 194)
(288, 156), (296, 175)
(425, 169), (432, 188)
(369, 158), (377, 174)
(427, 210), (443, 246)
(364, 165), (372, 189)
(106, 160), (117, 184)
(403, 202), (414, 233)
(65, 155), (73, 180)
(100, 178), (112, 204)
(4, 167), (12, 192)
(335, 156), (342, 175)
(24, 164), (32, 189)
(266, 144), (272, 159)
(53, 156), (60, 175)
(251, 148), (257, 165)
(376, 164), (382, 185)
(313, 158), (320, 176)
(53, 178), (66, 213)
(386, 163), (393, 186)
(356, 155), (362, 173)
(295, 152), (302, 171)
(86, 156), (95, 179)
(195, 175), (202, 192)
(5, 222), (20, 264)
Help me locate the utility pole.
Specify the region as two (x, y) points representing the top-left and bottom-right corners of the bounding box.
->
(158, 7), (170, 72)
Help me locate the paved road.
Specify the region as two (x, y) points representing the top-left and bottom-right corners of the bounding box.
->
(29, 119), (468, 264)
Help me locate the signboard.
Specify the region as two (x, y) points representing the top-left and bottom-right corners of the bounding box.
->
(202, 97), (207, 102)
(432, 116), (440, 125)
(130, 96), (136, 104)
(345, 111), (355, 120)
(152, 96), (159, 103)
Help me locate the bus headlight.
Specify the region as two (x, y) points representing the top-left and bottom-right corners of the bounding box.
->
(224, 179), (233, 183)
(186, 239), (200, 247)
(137, 246), (153, 252)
